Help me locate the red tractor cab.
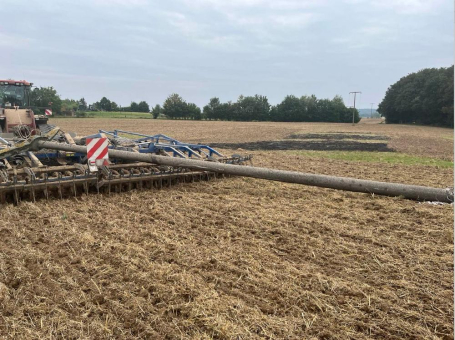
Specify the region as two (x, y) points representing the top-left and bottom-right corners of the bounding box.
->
(0, 79), (48, 136)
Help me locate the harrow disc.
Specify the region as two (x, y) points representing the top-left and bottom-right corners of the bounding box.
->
(0, 161), (235, 204)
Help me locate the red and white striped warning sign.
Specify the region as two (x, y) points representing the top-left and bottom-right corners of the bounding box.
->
(44, 109), (52, 116)
(86, 137), (109, 171)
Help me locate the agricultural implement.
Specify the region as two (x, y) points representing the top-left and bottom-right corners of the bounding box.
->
(0, 79), (49, 136)
(0, 125), (452, 204)
(0, 127), (252, 203)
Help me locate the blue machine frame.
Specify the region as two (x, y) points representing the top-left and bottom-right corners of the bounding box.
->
(34, 130), (226, 162)
(98, 130), (224, 159)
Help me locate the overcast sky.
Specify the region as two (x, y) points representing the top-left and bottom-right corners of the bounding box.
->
(1, 0), (453, 109)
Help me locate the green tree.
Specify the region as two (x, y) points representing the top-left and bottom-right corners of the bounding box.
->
(330, 96), (360, 123)
(378, 66), (454, 127)
(218, 101), (238, 121)
(130, 102), (139, 112)
(137, 101), (150, 113)
(61, 99), (78, 115)
(270, 94), (356, 123)
(78, 98), (87, 110)
(163, 94), (187, 119)
(99, 97), (112, 111)
(203, 97), (221, 120)
(271, 95), (301, 121)
(235, 95), (270, 121)
(187, 103), (202, 120)
(151, 104), (161, 119)
(304, 95), (318, 122)
(30, 87), (62, 114)
(316, 98), (333, 122)
(330, 96), (344, 122)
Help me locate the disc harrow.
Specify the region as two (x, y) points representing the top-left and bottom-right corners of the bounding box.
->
(0, 163), (235, 204)
(0, 127), (251, 204)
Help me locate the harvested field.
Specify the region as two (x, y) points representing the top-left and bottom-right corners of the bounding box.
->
(0, 119), (453, 339)
(51, 118), (454, 160)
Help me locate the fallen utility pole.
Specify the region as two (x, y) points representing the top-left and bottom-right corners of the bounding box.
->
(32, 140), (454, 203)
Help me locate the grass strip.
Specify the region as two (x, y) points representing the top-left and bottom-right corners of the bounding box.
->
(290, 150), (453, 168)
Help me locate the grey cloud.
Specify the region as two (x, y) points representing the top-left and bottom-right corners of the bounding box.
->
(0, 0), (452, 109)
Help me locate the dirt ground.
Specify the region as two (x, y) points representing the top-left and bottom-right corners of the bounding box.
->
(52, 118), (454, 160)
(0, 119), (453, 339)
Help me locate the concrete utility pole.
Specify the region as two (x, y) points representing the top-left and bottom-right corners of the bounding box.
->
(370, 103), (374, 118)
(349, 91), (361, 125)
(29, 139), (455, 203)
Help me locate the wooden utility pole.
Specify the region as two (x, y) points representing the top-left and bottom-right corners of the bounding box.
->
(370, 103), (374, 118)
(349, 91), (361, 125)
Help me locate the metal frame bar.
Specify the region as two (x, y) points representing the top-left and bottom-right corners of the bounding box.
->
(100, 129), (224, 158)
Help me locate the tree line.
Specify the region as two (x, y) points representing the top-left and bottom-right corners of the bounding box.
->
(29, 88), (151, 115)
(29, 86), (360, 123)
(92, 97), (150, 113)
(378, 65), (454, 127)
(160, 93), (360, 123)
(29, 65), (454, 126)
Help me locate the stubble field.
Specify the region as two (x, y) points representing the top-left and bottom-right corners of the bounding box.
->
(0, 118), (453, 339)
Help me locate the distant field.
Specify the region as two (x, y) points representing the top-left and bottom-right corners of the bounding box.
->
(1, 118), (453, 339)
(53, 118), (454, 162)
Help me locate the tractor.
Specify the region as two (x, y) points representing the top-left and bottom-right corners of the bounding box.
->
(0, 79), (49, 137)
